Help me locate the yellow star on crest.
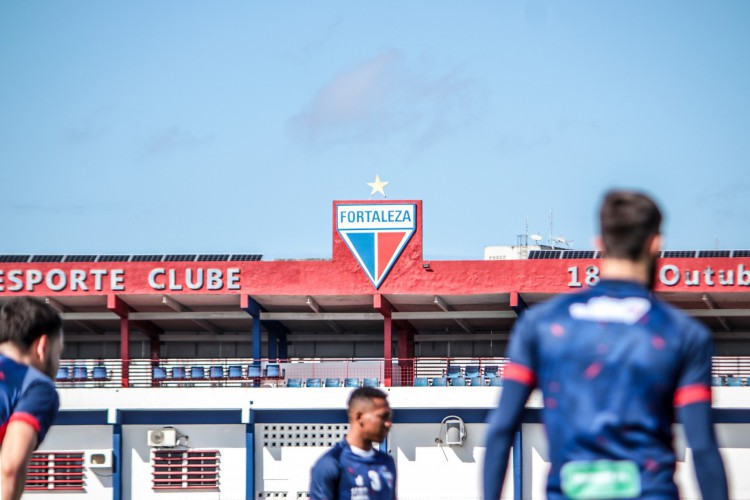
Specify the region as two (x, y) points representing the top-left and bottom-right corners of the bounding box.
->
(367, 174), (389, 198)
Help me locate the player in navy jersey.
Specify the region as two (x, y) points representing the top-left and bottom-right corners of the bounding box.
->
(0, 297), (63, 500)
(309, 387), (396, 500)
(483, 191), (728, 500)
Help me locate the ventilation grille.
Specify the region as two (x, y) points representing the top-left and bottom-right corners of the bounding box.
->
(257, 491), (311, 499)
(152, 449), (219, 490)
(25, 451), (85, 491)
(260, 424), (348, 448)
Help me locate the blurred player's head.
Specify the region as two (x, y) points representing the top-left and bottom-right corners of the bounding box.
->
(599, 190), (662, 288)
(347, 387), (392, 446)
(600, 190), (662, 260)
(0, 297), (64, 378)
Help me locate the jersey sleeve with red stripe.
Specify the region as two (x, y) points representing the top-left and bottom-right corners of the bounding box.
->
(674, 322), (714, 407)
(504, 311), (538, 387)
(12, 380), (60, 443)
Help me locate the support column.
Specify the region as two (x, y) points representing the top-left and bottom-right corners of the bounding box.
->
(112, 413), (122, 500)
(510, 291), (528, 317)
(396, 321), (416, 386)
(108, 294), (162, 389)
(241, 296), (263, 363)
(277, 328), (288, 360)
(246, 407), (255, 500)
(108, 296), (131, 388)
(374, 295), (393, 387)
(268, 329), (278, 361)
(150, 337), (160, 388)
(120, 318), (130, 388)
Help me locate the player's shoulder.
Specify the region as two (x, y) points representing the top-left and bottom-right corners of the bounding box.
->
(21, 364), (57, 392)
(312, 440), (346, 473)
(374, 448), (395, 467)
(521, 287), (592, 322)
(651, 296), (711, 343)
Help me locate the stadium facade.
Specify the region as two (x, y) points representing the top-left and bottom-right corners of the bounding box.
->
(1, 199), (750, 499)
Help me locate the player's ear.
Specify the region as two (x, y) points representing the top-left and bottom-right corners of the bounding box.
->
(593, 236), (603, 253)
(649, 234), (662, 256)
(354, 409), (365, 426)
(33, 334), (49, 362)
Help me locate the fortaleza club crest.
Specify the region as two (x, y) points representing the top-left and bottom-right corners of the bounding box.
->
(337, 203), (417, 289)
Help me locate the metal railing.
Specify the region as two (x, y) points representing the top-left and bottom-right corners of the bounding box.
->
(53, 356), (750, 389)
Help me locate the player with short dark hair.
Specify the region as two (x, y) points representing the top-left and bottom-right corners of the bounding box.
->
(483, 190), (728, 499)
(309, 387), (396, 500)
(0, 297), (63, 500)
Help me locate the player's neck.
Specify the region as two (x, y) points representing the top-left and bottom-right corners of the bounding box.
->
(600, 258), (650, 286)
(0, 343), (33, 366)
(346, 433), (373, 451)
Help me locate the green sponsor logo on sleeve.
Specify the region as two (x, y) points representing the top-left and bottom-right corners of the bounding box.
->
(560, 460), (641, 500)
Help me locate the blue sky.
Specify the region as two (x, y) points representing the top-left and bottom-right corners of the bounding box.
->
(1, 1), (748, 260)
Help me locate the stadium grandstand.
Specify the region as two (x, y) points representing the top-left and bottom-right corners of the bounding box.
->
(2, 199), (750, 499)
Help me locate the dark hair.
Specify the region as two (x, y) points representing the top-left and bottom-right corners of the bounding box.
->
(0, 297), (62, 350)
(348, 386), (388, 410)
(600, 190), (662, 261)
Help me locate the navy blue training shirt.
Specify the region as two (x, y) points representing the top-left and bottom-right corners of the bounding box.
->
(0, 355), (59, 445)
(309, 439), (396, 500)
(483, 279), (727, 500)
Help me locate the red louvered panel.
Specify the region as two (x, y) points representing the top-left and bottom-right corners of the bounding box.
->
(24, 452), (85, 491)
(151, 449), (220, 490)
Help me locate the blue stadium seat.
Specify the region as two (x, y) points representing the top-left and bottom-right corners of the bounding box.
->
(446, 366), (462, 379)
(726, 376), (742, 387)
(325, 378), (341, 387)
(470, 376), (484, 386)
(363, 377), (379, 387)
(92, 366), (108, 380)
(209, 365), (224, 379)
(228, 365), (243, 379)
(153, 366), (167, 382)
(55, 367), (71, 382)
(190, 366), (206, 380)
(711, 376), (723, 387)
(345, 378), (360, 388)
(414, 377), (429, 387)
(465, 365), (481, 378)
(171, 367), (186, 380)
(432, 377), (448, 387)
(306, 378), (322, 388)
(265, 364), (282, 378)
(484, 365), (499, 378)
(287, 378), (303, 388)
(247, 365), (262, 379)
(489, 377), (503, 387)
(72, 366), (88, 381)
(451, 377), (467, 387)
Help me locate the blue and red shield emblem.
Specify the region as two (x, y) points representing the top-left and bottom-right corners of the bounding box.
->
(337, 203), (417, 289)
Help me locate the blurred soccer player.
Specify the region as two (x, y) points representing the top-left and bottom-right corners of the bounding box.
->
(483, 190), (728, 499)
(309, 387), (396, 500)
(0, 298), (63, 500)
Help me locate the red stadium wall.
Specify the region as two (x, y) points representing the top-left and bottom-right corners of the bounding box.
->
(1, 199), (749, 297)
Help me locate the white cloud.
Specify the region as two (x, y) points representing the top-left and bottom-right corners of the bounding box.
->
(288, 50), (481, 152)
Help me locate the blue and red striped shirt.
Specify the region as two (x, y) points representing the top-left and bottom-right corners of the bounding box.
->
(0, 355), (59, 445)
(492, 279), (718, 499)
